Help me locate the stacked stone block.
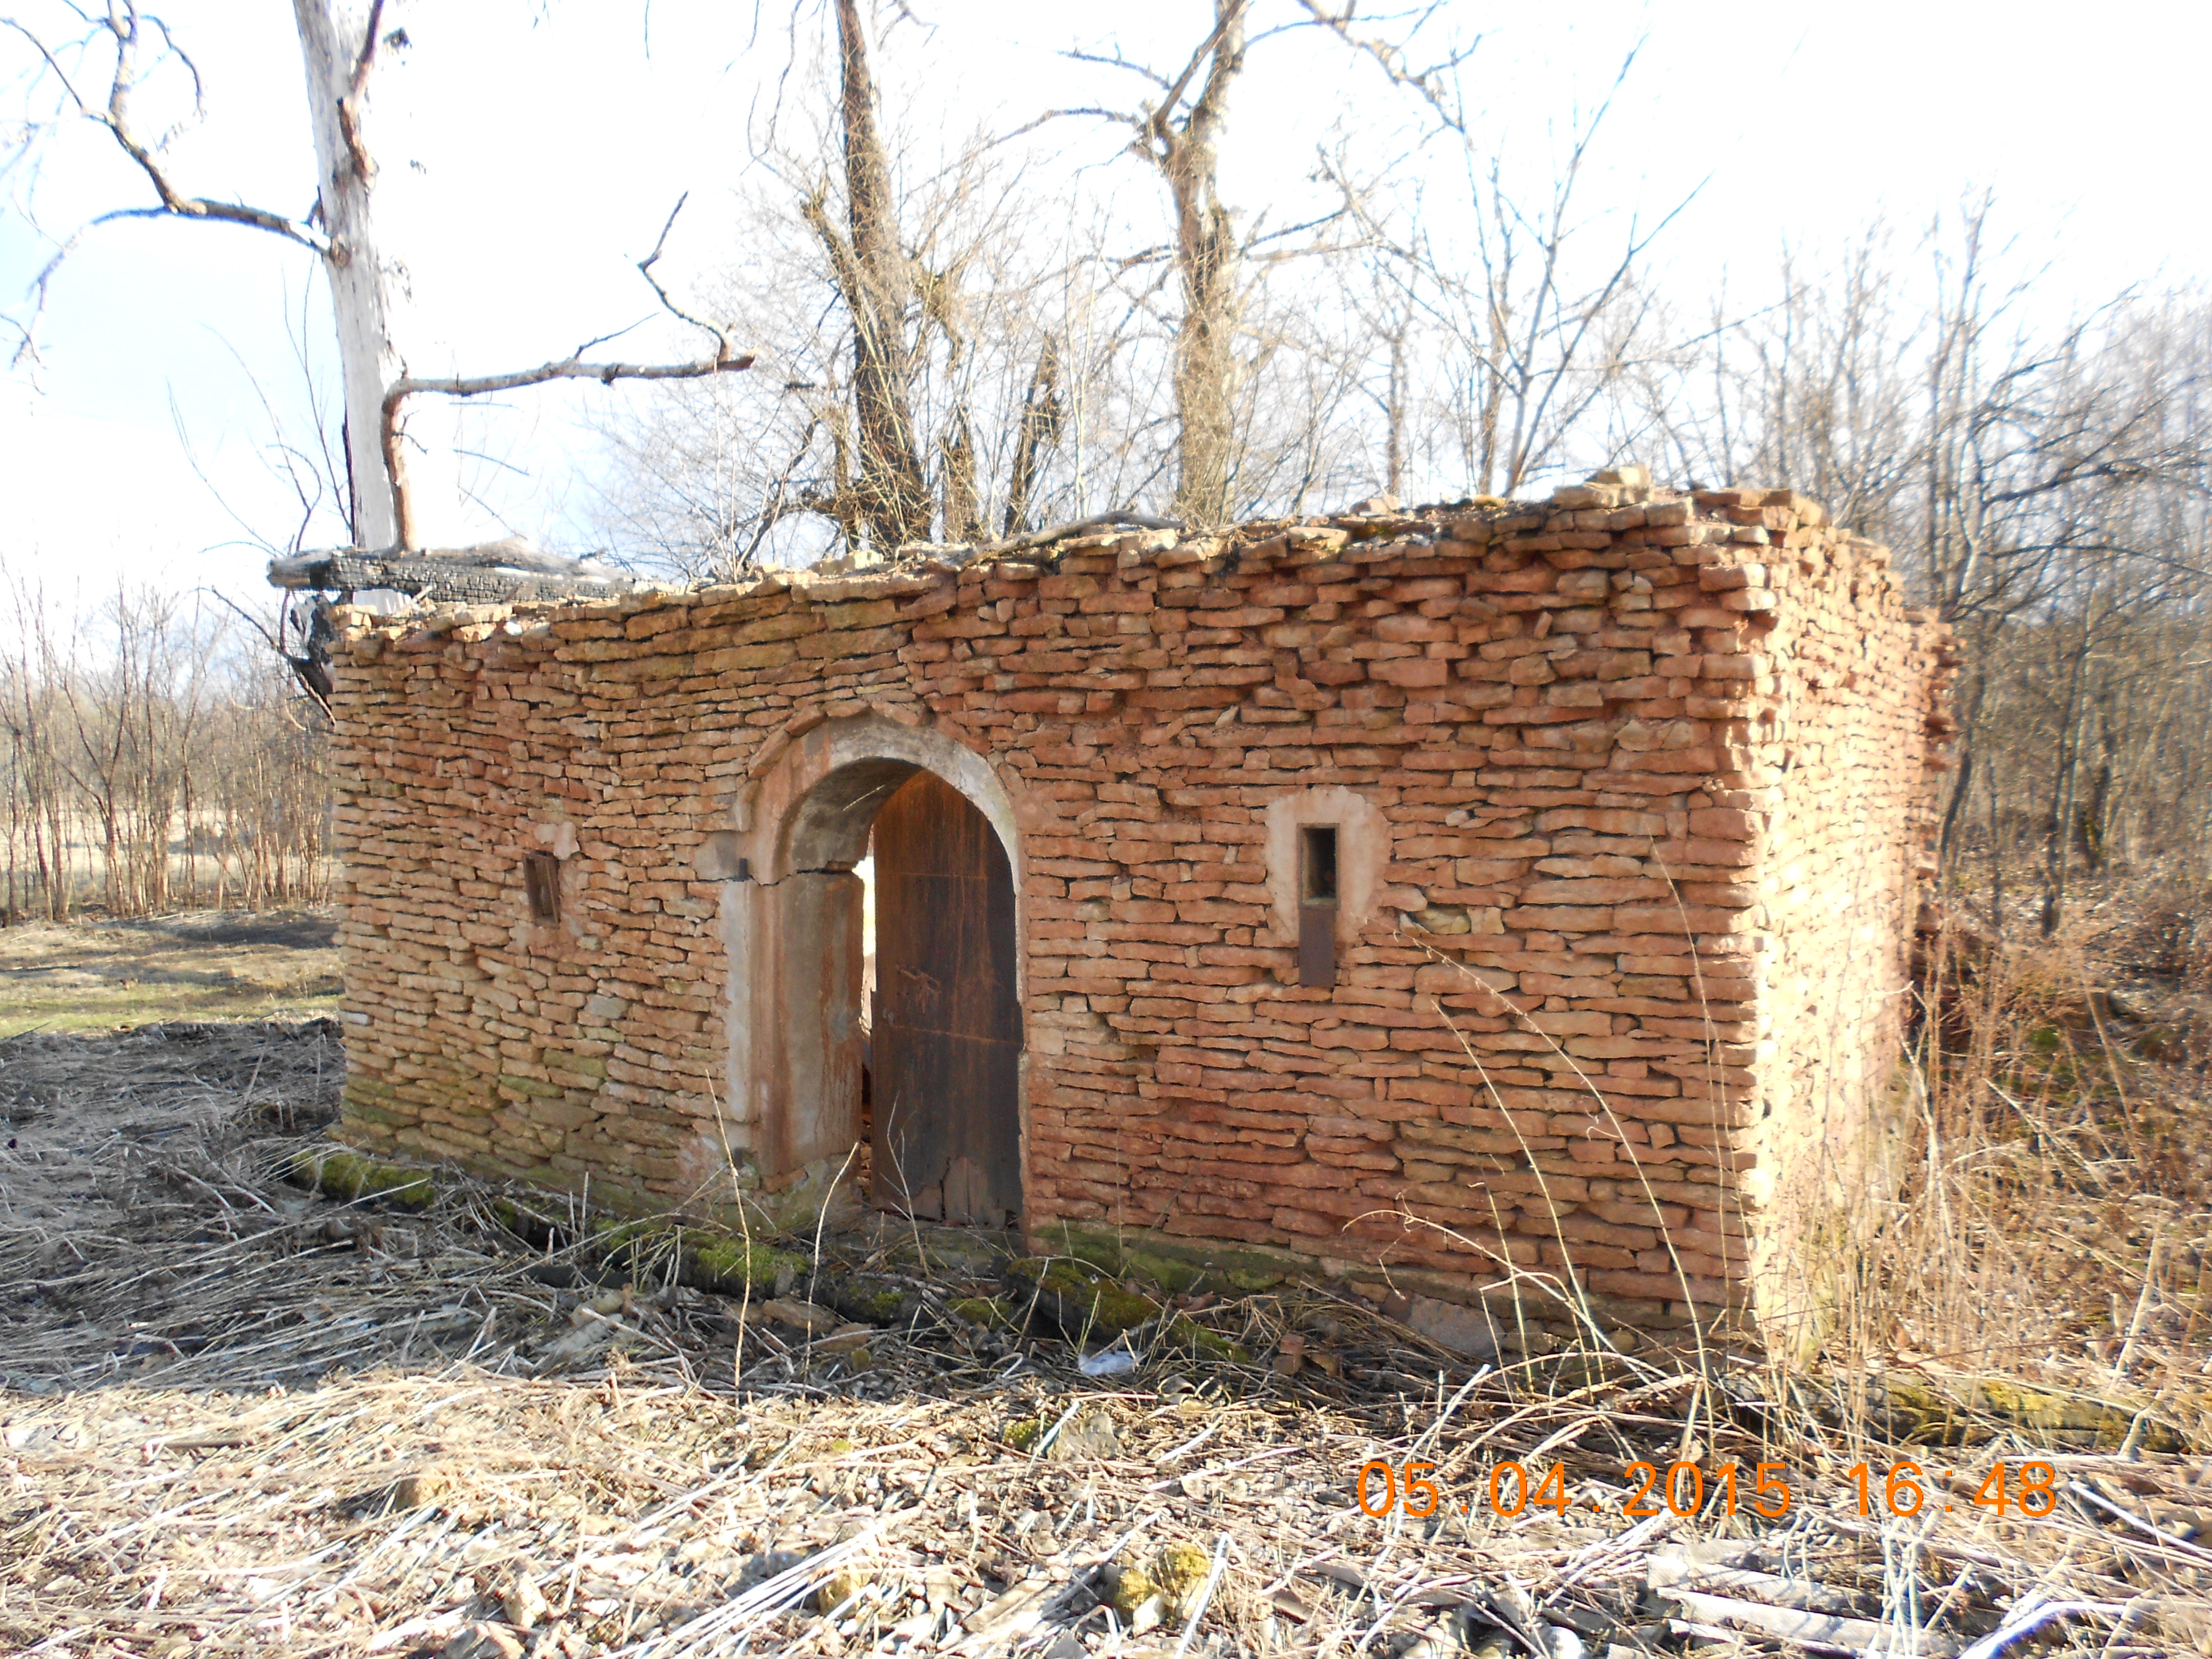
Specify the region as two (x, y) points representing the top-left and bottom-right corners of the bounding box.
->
(325, 472), (1952, 1342)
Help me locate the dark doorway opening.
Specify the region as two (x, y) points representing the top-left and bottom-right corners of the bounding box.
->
(866, 769), (1022, 1227)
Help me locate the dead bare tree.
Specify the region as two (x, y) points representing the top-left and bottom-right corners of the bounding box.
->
(797, 0), (932, 549)
(588, 2), (1477, 570)
(1001, 338), (1063, 536)
(1060, 1), (1249, 526)
(1370, 56), (1684, 497)
(1648, 226), (1925, 541)
(2, 1), (754, 553)
(0, 584), (76, 920)
(1041, 3), (1477, 524)
(592, 5), (1141, 575)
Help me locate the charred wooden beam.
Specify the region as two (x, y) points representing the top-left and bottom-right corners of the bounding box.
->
(267, 539), (639, 606)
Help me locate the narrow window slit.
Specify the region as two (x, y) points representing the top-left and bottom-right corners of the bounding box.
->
(1298, 825), (1339, 989)
(523, 851), (561, 924)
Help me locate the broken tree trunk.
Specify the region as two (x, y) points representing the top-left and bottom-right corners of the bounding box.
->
(290, 0), (409, 551)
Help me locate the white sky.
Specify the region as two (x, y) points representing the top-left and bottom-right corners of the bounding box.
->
(2, 0), (2206, 607)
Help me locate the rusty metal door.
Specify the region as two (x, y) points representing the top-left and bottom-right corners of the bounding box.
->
(869, 769), (1022, 1225)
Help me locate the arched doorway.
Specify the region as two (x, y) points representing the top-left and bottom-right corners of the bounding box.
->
(720, 716), (1026, 1232)
(869, 770), (1022, 1225)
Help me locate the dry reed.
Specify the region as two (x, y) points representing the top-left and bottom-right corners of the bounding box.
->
(2, 1014), (2205, 1657)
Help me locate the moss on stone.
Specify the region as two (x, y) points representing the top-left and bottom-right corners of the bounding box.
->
(1121, 1249), (1205, 1295)
(1003, 1256), (1244, 1361)
(1161, 1315), (1249, 1365)
(341, 1101), (414, 1129)
(302, 1151), (437, 1210)
(1002, 1416), (1045, 1452)
(1152, 1542), (1213, 1619)
(1055, 1235), (1125, 1277)
(1035, 1220), (1324, 1295)
(586, 1217), (683, 1279)
(1104, 1557), (1154, 1618)
(811, 1567), (869, 1617)
(1007, 1256), (1162, 1337)
(950, 1296), (1009, 1328)
(1865, 1375), (2184, 1453)
(689, 1237), (806, 1295)
(590, 1217), (665, 1249)
(821, 1277), (912, 1326)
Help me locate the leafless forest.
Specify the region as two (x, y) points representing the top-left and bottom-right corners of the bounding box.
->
(584, 12), (2212, 947)
(8, 5), (2209, 948)
(0, 583), (330, 921)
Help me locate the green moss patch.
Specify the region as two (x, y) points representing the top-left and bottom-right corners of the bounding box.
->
(1032, 1220), (1318, 1296)
(819, 1274), (916, 1327)
(1152, 1542), (1213, 1619)
(1226, 1268), (1285, 1292)
(1157, 1314), (1248, 1365)
(1006, 1256), (1161, 1337)
(687, 1237), (807, 1296)
(949, 1296), (1010, 1329)
(293, 1150), (437, 1210)
(1119, 1249), (1206, 1295)
(1004, 1257), (1248, 1363)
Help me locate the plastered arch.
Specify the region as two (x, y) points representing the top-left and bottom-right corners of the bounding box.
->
(711, 712), (1033, 1220)
(743, 712), (1024, 888)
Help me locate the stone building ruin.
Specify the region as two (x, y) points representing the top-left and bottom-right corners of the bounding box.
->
(316, 471), (1954, 1348)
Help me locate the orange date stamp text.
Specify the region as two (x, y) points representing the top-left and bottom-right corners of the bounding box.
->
(1355, 1458), (2062, 1521)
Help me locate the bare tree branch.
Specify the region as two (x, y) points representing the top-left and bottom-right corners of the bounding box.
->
(380, 340), (753, 550)
(638, 192), (740, 357)
(333, 0), (390, 188)
(3, 3), (329, 365)
(1291, 0), (1478, 125)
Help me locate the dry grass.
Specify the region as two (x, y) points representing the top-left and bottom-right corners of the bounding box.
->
(2, 1008), (2207, 1656)
(1816, 881), (2212, 1453)
(0, 907), (341, 1031)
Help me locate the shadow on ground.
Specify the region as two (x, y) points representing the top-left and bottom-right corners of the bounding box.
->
(0, 907), (341, 1031)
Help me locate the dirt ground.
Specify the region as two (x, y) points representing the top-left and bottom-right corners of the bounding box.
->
(0, 1020), (2204, 1657)
(0, 908), (341, 1031)
(0, 901), (2206, 1656)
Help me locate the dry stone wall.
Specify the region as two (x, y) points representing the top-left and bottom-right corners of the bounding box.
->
(326, 472), (1953, 1344)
